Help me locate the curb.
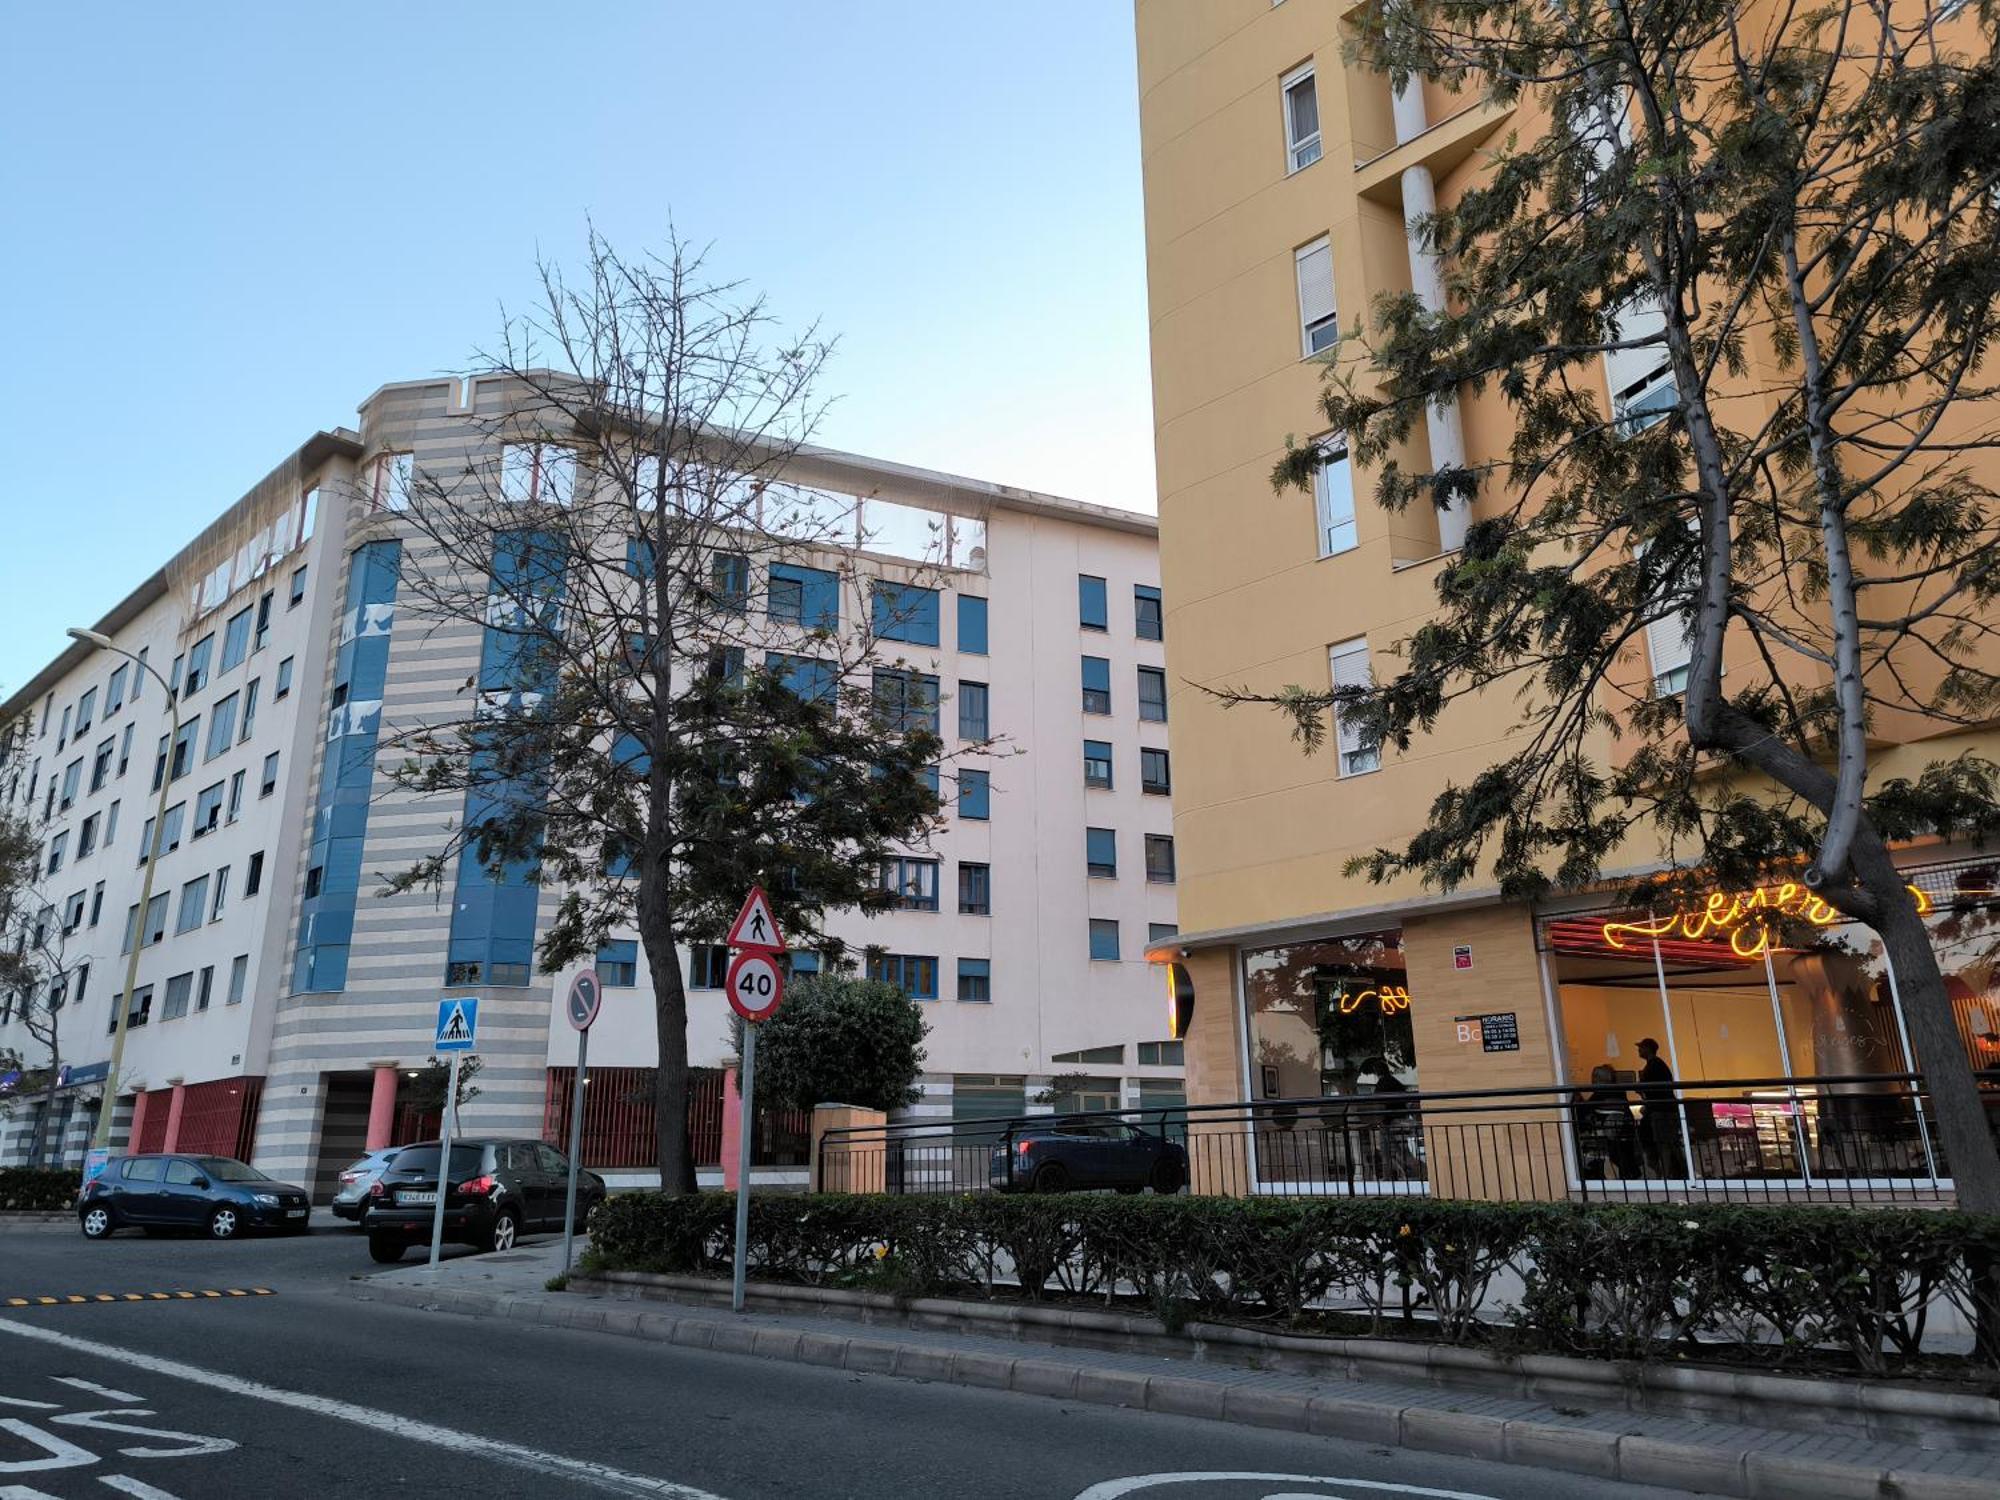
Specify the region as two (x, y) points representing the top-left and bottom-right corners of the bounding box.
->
(345, 1277), (1998, 1500)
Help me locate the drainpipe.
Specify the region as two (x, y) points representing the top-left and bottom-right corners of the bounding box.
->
(1393, 79), (1470, 554)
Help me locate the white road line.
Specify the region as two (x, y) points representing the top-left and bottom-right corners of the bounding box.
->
(0, 1400), (60, 1411)
(1071, 1475), (1504, 1500)
(99, 1478), (182, 1499)
(0, 1319), (728, 1500)
(53, 1381), (142, 1404)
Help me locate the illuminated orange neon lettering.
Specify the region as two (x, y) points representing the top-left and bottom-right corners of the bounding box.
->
(1599, 880), (1933, 955)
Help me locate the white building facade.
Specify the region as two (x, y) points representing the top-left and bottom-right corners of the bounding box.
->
(1, 378), (1182, 1193)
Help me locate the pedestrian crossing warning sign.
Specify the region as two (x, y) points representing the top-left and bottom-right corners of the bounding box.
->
(434, 995), (479, 1053)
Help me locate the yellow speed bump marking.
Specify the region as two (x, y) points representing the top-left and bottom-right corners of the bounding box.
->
(2, 1288), (276, 1310)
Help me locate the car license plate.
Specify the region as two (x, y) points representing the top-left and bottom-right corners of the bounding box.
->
(286, 1208), (307, 1218)
(396, 1190), (437, 1206)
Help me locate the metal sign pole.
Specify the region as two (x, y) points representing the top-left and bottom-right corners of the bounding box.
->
(561, 1025), (590, 1275)
(426, 1051), (459, 1273)
(730, 1021), (758, 1313)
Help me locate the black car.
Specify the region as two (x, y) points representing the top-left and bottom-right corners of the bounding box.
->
(989, 1118), (1187, 1195)
(78, 1153), (311, 1239)
(363, 1138), (604, 1263)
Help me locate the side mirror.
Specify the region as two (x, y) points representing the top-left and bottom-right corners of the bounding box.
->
(191, 1177), (209, 1189)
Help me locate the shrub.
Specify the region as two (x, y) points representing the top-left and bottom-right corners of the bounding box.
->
(587, 1191), (2000, 1375)
(0, 1167), (81, 1212)
(732, 974), (927, 1115)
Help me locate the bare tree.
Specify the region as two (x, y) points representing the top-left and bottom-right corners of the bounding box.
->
(380, 231), (965, 1192)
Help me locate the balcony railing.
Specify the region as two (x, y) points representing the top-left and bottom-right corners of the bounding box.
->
(816, 1072), (2000, 1206)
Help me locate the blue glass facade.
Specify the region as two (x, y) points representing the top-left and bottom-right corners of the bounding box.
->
(293, 541), (401, 993)
(444, 530), (564, 988)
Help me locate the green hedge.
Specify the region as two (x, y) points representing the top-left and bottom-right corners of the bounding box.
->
(588, 1192), (2000, 1375)
(0, 1167), (81, 1212)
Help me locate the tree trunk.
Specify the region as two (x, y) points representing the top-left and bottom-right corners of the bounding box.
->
(33, 1053), (59, 1167)
(639, 872), (697, 1195)
(1854, 847), (2000, 1213)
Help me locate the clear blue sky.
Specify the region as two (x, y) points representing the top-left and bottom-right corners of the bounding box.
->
(0, 2), (1155, 693)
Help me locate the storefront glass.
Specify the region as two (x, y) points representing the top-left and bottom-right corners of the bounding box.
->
(1242, 929), (1420, 1188)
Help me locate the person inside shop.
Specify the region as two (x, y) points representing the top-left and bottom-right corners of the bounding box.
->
(1572, 1063), (1641, 1179)
(1635, 1038), (1686, 1176)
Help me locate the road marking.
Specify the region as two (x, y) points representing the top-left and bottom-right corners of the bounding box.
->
(0, 1319), (729, 1499)
(1072, 1475), (1504, 1500)
(99, 1478), (183, 1498)
(2, 1291), (274, 1310)
(0, 1416), (97, 1473)
(51, 1381), (142, 1403)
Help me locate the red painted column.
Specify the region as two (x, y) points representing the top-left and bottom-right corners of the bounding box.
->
(719, 1067), (743, 1189)
(162, 1082), (187, 1153)
(126, 1089), (151, 1153)
(365, 1066), (399, 1151)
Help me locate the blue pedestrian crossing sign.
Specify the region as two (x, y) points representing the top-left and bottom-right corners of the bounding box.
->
(435, 995), (480, 1053)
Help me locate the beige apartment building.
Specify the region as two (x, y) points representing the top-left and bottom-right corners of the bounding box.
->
(1135, 0), (2000, 1194)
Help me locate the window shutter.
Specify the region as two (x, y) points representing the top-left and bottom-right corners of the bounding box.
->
(1296, 239), (1335, 342)
(1604, 294), (1671, 404)
(1329, 640), (1373, 768)
(1645, 608), (1695, 686)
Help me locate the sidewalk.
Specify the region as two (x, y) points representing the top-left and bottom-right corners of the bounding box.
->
(347, 1238), (2000, 1500)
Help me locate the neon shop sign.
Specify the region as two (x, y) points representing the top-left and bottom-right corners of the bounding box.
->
(1335, 983), (1412, 1016)
(1601, 880), (1932, 960)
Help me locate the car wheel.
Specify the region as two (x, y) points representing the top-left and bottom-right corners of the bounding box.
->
(208, 1206), (241, 1240)
(1031, 1162), (1070, 1194)
(1149, 1159), (1184, 1195)
(367, 1235), (406, 1264)
(79, 1205), (115, 1239)
(485, 1208), (519, 1253)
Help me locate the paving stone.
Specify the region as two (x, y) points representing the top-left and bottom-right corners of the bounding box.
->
(1619, 1434), (1749, 1496)
(1399, 1407), (1508, 1461)
(1501, 1419), (1622, 1479)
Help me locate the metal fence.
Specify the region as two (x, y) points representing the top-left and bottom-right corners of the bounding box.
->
(816, 1072), (1999, 1206)
(542, 1066), (810, 1170)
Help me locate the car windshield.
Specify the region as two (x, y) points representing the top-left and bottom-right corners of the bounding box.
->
(196, 1157), (268, 1183)
(391, 1145), (483, 1178)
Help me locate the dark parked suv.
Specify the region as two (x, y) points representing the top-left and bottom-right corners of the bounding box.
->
(364, 1138), (604, 1263)
(78, 1154), (311, 1239)
(989, 1118), (1187, 1195)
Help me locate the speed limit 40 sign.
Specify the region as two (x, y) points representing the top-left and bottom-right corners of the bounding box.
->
(725, 950), (784, 1022)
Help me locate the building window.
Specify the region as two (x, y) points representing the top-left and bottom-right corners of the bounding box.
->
(873, 669), (940, 734)
(957, 958), (992, 1003)
(1081, 656), (1112, 715)
(1137, 666), (1168, 723)
(289, 565), (308, 608)
(104, 799), (118, 847)
(625, 536), (655, 580)
(227, 954), (248, 1005)
(958, 595), (989, 655)
(1145, 833), (1177, 884)
(1639, 534), (1697, 696)
(61, 889), (86, 934)
(958, 861), (991, 915)
(161, 972), (194, 1022)
(871, 581), (941, 646)
(1314, 437), (1357, 556)
(500, 441), (578, 505)
(709, 552), (749, 613)
(1140, 747), (1172, 795)
(261, 752), (280, 797)
(211, 867), (229, 921)
(160, 802), (185, 854)
(1089, 919), (1121, 962)
(878, 855), (941, 911)
(597, 939), (639, 987)
(74, 688), (96, 737)
(1137, 1040), (1186, 1067)
(176, 876), (209, 934)
(196, 965), (215, 1012)
(1084, 739), (1114, 789)
(144, 895), (167, 944)
(90, 881), (105, 927)
(206, 694), (238, 760)
(183, 635), (214, 696)
(1282, 62), (1322, 171)
(77, 813), (99, 860)
(106, 663), (128, 715)
(1605, 295), (1678, 435)
(868, 952), (939, 1000)
(769, 563), (840, 631)
(240, 679), (259, 742)
(958, 681), (989, 740)
(221, 606), (253, 673)
(275, 656), (294, 700)
(1134, 585), (1163, 641)
(118, 723), (134, 777)
(688, 943), (729, 990)
(170, 718), (199, 781)
(1296, 237), (1337, 356)
(958, 767), (990, 820)
(1329, 638), (1380, 775)
(1086, 826), (1118, 879)
(253, 591), (273, 653)
(1078, 574), (1108, 632)
(244, 851), (264, 897)
(1148, 922), (1180, 945)
(46, 832), (66, 875)
(59, 759), (81, 811)
(193, 782), (224, 839)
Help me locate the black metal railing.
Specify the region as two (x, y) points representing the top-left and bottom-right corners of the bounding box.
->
(815, 1072), (2000, 1205)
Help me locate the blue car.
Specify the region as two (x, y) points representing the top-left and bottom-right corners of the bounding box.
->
(79, 1153), (311, 1240)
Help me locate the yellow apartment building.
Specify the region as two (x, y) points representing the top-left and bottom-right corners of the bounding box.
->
(1134, 0), (2000, 1196)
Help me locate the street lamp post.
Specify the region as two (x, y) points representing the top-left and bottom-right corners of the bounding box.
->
(67, 628), (181, 1153)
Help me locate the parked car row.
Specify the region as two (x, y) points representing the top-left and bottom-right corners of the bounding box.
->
(76, 1136), (605, 1261)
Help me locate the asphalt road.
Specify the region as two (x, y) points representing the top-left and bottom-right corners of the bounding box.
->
(0, 1224), (1699, 1500)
